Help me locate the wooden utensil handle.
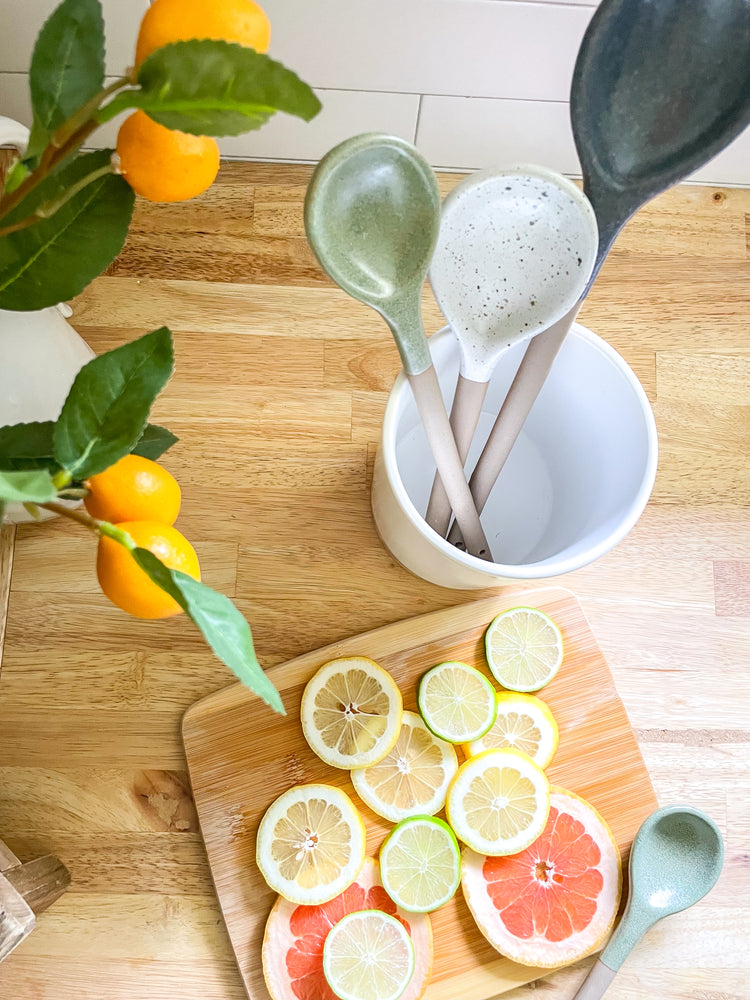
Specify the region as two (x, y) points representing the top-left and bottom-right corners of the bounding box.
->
(447, 305), (579, 547)
(571, 959), (618, 1000)
(425, 374), (488, 539)
(408, 369), (492, 561)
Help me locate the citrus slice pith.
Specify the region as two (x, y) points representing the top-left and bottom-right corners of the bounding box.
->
(465, 692), (559, 769)
(256, 783), (366, 905)
(380, 815), (461, 914)
(461, 786), (622, 968)
(351, 710), (458, 823)
(301, 656), (403, 769)
(484, 607), (563, 692)
(445, 748), (550, 856)
(262, 857), (433, 1000)
(323, 909), (415, 1000)
(417, 660), (497, 744)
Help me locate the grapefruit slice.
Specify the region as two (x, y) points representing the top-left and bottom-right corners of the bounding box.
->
(263, 857), (433, 1000)
(461, 786), (622, 968)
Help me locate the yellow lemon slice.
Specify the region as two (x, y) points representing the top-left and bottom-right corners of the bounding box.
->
(301, 656), (403, 769)
(484, 607), (563, 692)
(323, 909), (415, 1000)
(256, 783), (366, 905)
(446, 748), (550, 856)
(464, 692), (559, 769)
(351, 710), (458, 823)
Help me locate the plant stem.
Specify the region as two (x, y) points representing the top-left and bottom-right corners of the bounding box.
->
(0, 161), (115, 237)
(49, 75), (133, 151)
(38, 501), (101, 532)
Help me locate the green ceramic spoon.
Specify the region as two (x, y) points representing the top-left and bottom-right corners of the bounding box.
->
(573, 806), (724, 1000)
(304, 133), (492, 560)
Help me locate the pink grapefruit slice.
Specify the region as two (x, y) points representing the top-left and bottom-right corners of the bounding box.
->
(461, 786), (622, 968)
(262, 857), (433, 1000)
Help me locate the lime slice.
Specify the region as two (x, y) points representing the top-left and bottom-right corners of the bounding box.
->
(445, 748), (550, 856)
(351, 710), (458, 823)
(380, 815), (461, 913)
(417, 661), (496, 743)
(256, 783), (366, 905)
(323, 909), (415, 1000)
(484, 607), (563, 692)
(301, 656), (403, 769)
(464, 692), (559, 769)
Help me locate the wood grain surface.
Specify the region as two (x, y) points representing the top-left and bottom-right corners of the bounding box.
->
(0, 163), (749, 1000)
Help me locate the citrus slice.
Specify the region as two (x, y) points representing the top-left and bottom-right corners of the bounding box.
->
(445, 748), (550, 856)
(351, 711), (458, 823)
(262, 857), (433, 1000)
(323, 910), (415, 1000)
(380, 816), (461, 913)
(301, 657), (403, 769)
(461, 786), (622, 968)
(256, 784), (366, 905)
(464, 692), (559, 769)
(417, 661), (497, 744)
(484, 607), (563, 692)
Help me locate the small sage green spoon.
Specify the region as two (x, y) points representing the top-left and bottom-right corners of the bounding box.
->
(573, 806), (724, 1000)
(304, 133), (492, 560)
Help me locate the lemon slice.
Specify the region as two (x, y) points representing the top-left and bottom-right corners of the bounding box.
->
(301, 656), (403, 769)
(445, 748), (550, 856)
(484, 607), (563, 692)
(465, 692), (559, 769)
(323, 909), (415, 1000)
(417, 661), (496, 743)
(351, 711), (458, 823)
(380, 815), (461, 913)
(256, 783), (366, 905)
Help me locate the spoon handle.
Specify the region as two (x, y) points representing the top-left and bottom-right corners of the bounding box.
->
(570, 959), (618, 1000)
(408, 367), (493, 561)
(447, 304), (580, 547)
(424, 374), (488, 539)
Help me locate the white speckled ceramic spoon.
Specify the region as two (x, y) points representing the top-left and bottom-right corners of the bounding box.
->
(425, 166), (597, 539)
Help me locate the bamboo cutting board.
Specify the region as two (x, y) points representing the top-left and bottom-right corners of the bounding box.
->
(182, 586), (658, 1000)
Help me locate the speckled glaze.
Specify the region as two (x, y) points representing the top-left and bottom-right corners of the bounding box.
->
(601, 806), (724, 972)
(303, 132), (440, 376)
(429, 165), (597, 382)
(573, 0), (750, 280)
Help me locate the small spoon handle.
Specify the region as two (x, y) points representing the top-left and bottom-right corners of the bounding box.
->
(571, 959), (618, 1000)
(408, 368), (493, 561)
(424, 374), (488, 539)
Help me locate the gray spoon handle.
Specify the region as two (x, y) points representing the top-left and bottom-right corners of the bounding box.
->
(447, 304), (580, 547)
(571, 959), (618, 1000)
(408, 368), (493, 561)
(424, 374), (488, 538)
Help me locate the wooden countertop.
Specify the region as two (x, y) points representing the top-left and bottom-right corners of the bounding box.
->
(0, 162), (748, 1000)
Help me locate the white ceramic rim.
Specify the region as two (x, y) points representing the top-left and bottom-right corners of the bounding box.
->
(380, 325), (659, 581)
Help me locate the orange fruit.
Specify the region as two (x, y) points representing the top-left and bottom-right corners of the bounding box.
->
(461, 786), (622, 968)
(84, 454), (181, 525)
(135, 0), (271, 66)
(116, 111), (220, 203)
(97, 520), (200, 619)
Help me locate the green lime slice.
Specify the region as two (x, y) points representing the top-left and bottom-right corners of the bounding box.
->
(484, 607), (563, 692)
(380, 815), (461, 913)
(322, 909), (415, 1000)
(417, 660), (497, 743)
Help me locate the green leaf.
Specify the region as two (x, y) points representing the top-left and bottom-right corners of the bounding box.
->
(131, 547), (285, 714)
(54, 327), (174, 479)
(0, 421), (57, 471)
(0, 468), (56, 503)
(29, 0), (105, 148)
(101, 39), (321, 136)
(0, 149), (134, 311)
(131, 423), (179, 461)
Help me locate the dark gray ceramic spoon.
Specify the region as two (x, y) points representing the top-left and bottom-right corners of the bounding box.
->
(449, 0), (750, 546)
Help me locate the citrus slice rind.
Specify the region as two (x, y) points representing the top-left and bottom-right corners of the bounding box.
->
(465, 692), (559, 769)
(351, 711), (458, 823)
(262, 857), (433, 1000)
(323, 909), (415, 1000)
(301, 656), (403, 769)
(256, 783), (366, 906)
(484, 607), (563, 693)
(417, 661), (497, 744)
(380, 816), (461, 914)
(461, 786), (622, 968)
(445, 748), (550, 856)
